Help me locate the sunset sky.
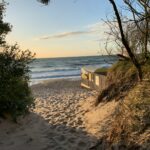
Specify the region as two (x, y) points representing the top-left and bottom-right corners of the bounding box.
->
(4, 0), (121, 58)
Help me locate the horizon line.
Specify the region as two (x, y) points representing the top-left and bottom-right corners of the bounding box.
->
(35, 54), (114, 59)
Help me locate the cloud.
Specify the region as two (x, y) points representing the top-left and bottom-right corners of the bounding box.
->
(39, 30), (94, 40)
(36, 22), (109, 40)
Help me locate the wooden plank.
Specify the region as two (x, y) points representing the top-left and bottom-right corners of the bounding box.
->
(81, 83), (90, 89)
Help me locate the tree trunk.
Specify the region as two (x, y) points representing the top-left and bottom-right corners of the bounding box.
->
(108, 0), (143, 81)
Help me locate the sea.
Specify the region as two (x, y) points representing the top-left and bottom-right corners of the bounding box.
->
(29, 55), (118, 85)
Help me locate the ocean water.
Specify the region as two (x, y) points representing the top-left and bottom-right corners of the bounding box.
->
(30, 55), (118, 85)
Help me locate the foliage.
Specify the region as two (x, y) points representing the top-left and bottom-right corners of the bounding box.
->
(0, 3), (11, 45)
(94, 67), (108, 74)
(95, 60), (138, 105)
(37, 0), (50, 5)
(94, 60), (150, 149)
(105, 0), (150, 81)
(107, 60), (136, 81)
(106, 79), (150, 148)
(0, 44), (35, 121)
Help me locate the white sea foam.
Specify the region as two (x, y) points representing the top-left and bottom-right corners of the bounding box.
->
(30, 55), (117, 85)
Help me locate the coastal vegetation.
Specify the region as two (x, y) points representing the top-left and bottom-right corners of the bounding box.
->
(107, 79), (150, 149)
(94, 57), (150, 148)
(94, 67), (108, 74)
(0, 3), (11, 45)
(93, 1), (150, 147)
(0, 0), (149, 149)
(106, 0), (149, 81)
(96, 1), (150, 147)
(0, 3), (35, 121)
(0, 44), (35, 121)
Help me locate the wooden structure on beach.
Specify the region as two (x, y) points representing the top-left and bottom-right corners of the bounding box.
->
(81, 66), (108, 91)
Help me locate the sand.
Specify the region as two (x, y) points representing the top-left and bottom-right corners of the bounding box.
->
(0, 79), (118, 150)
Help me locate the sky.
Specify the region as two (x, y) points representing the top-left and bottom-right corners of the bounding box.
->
(3, 0), (119, 58)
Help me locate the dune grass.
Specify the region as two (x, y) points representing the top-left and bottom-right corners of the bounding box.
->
(94, 67), (108, 74)
(95, 59), (150, 149)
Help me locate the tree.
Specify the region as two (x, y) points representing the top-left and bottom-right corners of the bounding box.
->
(0, 2), (35, 120)
(0, 2), (11, 45)
(107, 0), (150, 81)
(108, 1), (143, 81)
(0, 44), (35, 121)
(124, 0), (150, 60)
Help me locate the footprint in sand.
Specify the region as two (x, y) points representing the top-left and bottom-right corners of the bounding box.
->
(42, 143), (60, 150)
(68, 137), (76, 144)
(78, 140), (87, 148)
(55, 135), (66, 143)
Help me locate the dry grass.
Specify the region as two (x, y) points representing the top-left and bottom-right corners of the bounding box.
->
(94, 60), (150, 149)
(105, 80), (150, 149)
(96, 60), (138, 105)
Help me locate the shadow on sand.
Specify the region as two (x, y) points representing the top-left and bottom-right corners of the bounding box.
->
(0, 111), (148, 150)
(0, 112), (98, 150)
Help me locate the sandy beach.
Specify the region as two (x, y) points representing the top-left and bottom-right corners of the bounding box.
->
(0, 79), (118, 150)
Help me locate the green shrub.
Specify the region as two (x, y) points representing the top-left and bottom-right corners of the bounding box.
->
(95, 60), (138, 105)
(0, 44), (35, 121)
(0, 3), (11, 45)
(94, 67), (108, 74)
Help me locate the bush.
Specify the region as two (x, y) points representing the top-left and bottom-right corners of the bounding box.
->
(94, 67), (108, 74)
(0, 44), (35, 121)
(95, 60), (138, 105)
(0, 3), (12, 45)
(106, 80), (150, 148)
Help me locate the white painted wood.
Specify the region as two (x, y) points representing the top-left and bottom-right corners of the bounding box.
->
(95, 75), (99, 86)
